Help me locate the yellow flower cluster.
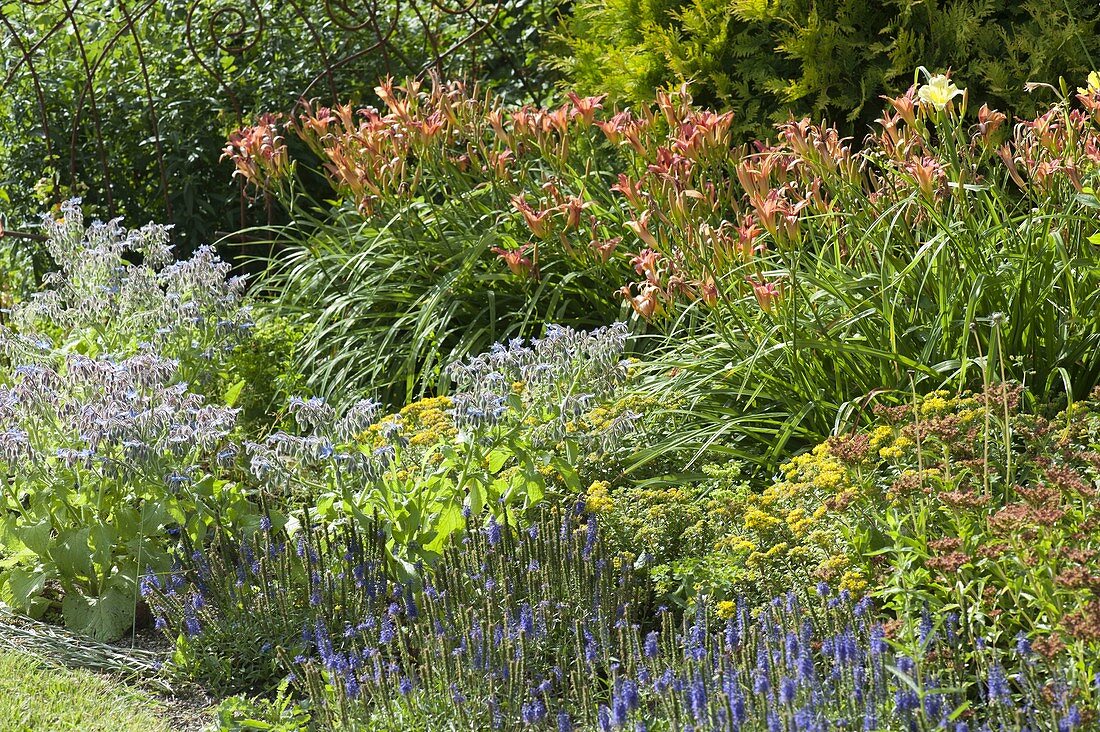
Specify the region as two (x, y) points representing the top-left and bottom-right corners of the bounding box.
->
(358, 396), (457, 450)
(781, 443), (847, 490)
(919, 394), (950, 416)
(584, 393), (662, 432)
(878, 436), (912, 460)
(585, 480), (614, 514)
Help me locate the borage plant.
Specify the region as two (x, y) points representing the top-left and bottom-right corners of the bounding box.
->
(240, 323), (640, 575)
(0, 201), (255, 640)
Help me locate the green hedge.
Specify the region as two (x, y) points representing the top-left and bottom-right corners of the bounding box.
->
(554, 0), (1100, 139)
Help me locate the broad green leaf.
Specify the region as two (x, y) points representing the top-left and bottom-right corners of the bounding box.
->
(16, 518), (53, 558)
(223, 377), (247, 407)
(49, 527), (93, 580)
(2, 567), (47, 612)
(487, 449), (510, 474)
(61, 586), (135, 642)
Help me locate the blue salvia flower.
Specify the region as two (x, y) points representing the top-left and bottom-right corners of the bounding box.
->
(519, 603), (535, 636)
(344, 669), (360, 699)
(379, 614), (395, 645)
(686, 616), (706, 661)
(655, 668), (674, 694)
(644, 631), (659, 659)
(139, 569), (162, 597)
(1060, 705), (1081, 732)
(1016, 631), (1032, 659)
(583, 517), (598, 559)
(557, 710), (572, 732)
(621, 679), (639, 711)
(753, 644), (770, 694)
(183, 611), (201, 637)
(945, 611), (959, 645)
(919, 606), (934, 647)
(398, 676), (413, 695)
(986, 662), (1011, 704)
(798, 651), (815, 683)
(522, 697), (547, 725)
(688, 675), (708, 723)
(894, 687), (918, 716)
(597, 705), (611, 732)
(779, 676), (797, 705)
(923, 690), (943, 721)
(611, 690), (629, 728)
(486, 516), (502, 548)
(584, 628), (599, 665)
(725, 619), (740, 650)
(836, 628), (858, 666)
(785, 631), (800, 665)
(869, 626), (887, 657)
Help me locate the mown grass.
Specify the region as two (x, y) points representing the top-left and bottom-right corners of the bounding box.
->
(0, 651), (171, 732)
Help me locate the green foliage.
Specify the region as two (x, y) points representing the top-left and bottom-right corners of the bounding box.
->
(0, 0), (559, 253)
(215, 683), (310, 732)
(628, 82), (1100, 471)
(242, 77), (1100, 470)
(555, 0), (1100, 139)
(0, 651), (172, 731)
(262, 204), (627, 406)
(741, 386), (1100, 690)
(242, 82), (637, 404)
(0, 203), (257, 640)
(221, 312), (311, 436)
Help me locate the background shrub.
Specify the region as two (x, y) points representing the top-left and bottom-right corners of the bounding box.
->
(0, 0), (559, 255)
(554, 0), (1100, 140)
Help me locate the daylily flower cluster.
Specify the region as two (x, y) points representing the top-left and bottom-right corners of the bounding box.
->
(228, 70), (1100, 325)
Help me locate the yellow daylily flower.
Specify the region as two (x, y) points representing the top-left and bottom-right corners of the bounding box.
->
(917, 74), (965, 110)
(1079, 71), (1100, 95)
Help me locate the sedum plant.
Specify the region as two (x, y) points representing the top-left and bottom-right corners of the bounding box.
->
(736, 385), (1100, 696)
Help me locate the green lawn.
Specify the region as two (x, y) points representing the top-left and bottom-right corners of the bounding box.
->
(0, 651), (171, 732)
